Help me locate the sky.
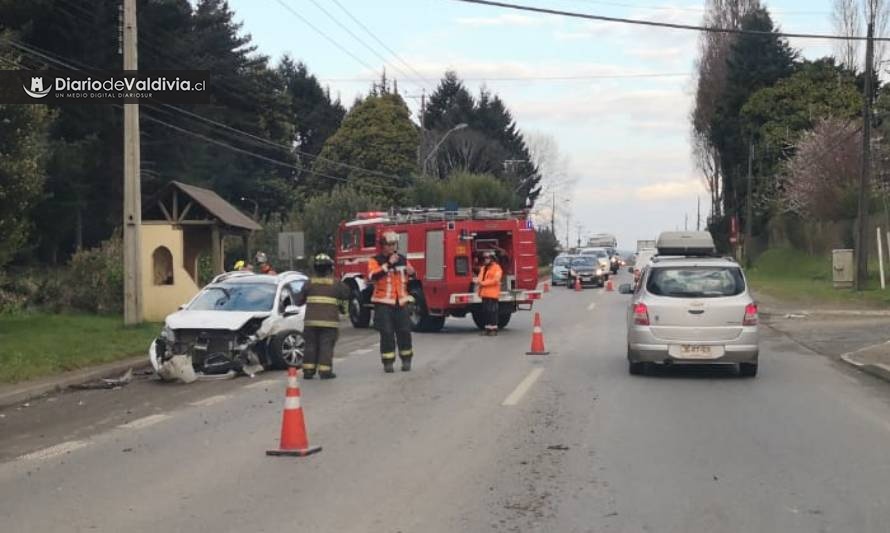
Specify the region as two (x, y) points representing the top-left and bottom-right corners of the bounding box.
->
(227, 0), (841, 249)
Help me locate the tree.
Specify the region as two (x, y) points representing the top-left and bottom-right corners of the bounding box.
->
(536, 228), (560, 267)
(301, 186), (389, 256)
(278, 57), (346, 178)
(526, 132), (576, 231)
(833, 0), (861, 70)
(410, 172), (520, 209)
(712, 7), (796, 220)
(0, 100), (51, 267)
(310, 92), (419, 201)
(783, 118), (862, 220)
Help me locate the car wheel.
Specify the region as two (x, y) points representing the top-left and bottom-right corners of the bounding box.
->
(629, 360), (646, 375)
(269, 330), (305, 370)
(739, 362), (758, 377)
(497, 312), (512, 330)
(348, 287), (371, 328)
(409, 287), (444, 332)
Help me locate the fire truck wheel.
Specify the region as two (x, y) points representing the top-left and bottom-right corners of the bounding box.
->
(497, 313), (512, 329)
(408, 288), (445, 332)
(471, 310), (512, 330)
(348, 288), (371, 328)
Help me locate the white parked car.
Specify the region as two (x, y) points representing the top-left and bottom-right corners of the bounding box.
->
(149, 271), (308, 382)
(620, 232), (759, 377)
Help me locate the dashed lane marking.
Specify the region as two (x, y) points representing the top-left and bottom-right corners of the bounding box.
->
(244, 379), (279, 389)
(349, 348), (374, 356)
(587, 302), (597, 311)
(190, 395), (229, 407)
(118, 414), (171, 430)
(502, 368), (545, 407)
(20, 440), (88, 461)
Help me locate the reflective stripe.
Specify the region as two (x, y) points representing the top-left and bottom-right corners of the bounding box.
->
(381, 352), (396, 360)
(305, 320), (340, 328)
(287, 374), (299, 388)
(306, 296), (339, 305)
(400, 349), (413, 357)
(310, 277), (333, 285)
(385, 271), (393, 302)
(302, 363), (316, 370)
(318, 364), (332, 371)
(284, 396), (301, 410)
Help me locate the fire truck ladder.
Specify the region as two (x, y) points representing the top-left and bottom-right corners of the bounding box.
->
(386, 207), (530, 224)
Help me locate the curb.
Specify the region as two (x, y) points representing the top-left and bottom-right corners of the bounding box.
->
(0, 356), (150, 410)
(839, 341), (890, 383)
(761, 308), (890, 318)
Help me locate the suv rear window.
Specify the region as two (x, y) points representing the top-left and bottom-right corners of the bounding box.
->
(646, 267), (745, 298)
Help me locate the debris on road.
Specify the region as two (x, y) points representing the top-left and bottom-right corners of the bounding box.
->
(547, 444), (570, 451)
(71, 369), (134, 390)
(784, 313), (809, 319)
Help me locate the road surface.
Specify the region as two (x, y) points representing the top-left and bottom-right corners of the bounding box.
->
(3, 273), (890, 532)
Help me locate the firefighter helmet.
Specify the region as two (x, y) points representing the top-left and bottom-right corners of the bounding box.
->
(313, 253), (333, 267)
(255, 251), (268, 264)
(380, 231), (399, 245)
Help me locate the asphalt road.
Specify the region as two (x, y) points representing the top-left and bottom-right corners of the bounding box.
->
(3, 274), (890, 532)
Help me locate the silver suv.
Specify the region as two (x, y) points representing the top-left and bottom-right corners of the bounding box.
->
(619, 233), (759, 377)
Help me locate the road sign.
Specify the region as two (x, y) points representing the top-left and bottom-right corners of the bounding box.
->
(278, 232), (304, 269)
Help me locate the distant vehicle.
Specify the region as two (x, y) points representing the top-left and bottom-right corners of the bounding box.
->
(604, 246), (621, 274)
(551, 254), (576, 286)
(619, 231), (759, 377)
(631, 249), (657, 284)
(335, 208), (542, 332)
(579, 247), (611, 275)
(149, 271), (308, 382)
(636, 239), (656, 252)
(587, 233), (617, 248)
(567, 255), (606, 288)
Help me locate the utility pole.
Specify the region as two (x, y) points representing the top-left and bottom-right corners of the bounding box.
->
(565, 213), (571, 251)
(856, 21), (875, 291)
(696, 196), (701, 231)
(551, 191), (556, 234)
(576, 224), (583, 248)
(745, 139), (754, 267)
(684, 213), (688, 231)
(123, 0), (142, 325)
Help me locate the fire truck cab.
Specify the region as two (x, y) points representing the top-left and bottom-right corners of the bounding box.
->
(335, 208), (542, 332)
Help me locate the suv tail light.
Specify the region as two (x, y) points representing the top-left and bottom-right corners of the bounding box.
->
(633, 303), (650, 325)
(743, 303), (758, 326)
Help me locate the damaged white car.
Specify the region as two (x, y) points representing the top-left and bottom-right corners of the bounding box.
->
(149, 271), (307, 383)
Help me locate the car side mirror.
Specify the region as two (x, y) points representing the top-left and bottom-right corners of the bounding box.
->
(618, 283), (633, 294)
(284, 305), (301, 316)
(178, 303), (187, 310)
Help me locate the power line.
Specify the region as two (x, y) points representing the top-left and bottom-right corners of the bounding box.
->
(329, 0), (434, 86)
(321, 72), (690, 82)
(451, 0), (890, 41)
(272, 0), (380, 74)
(304, 0), (429, 93)
(557, 0), (827, 16)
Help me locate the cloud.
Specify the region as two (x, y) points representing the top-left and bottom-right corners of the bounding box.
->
(454, 14), (546, 27)
(635, 179), (705, 201)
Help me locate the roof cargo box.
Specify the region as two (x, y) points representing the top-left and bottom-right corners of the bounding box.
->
(656, 231), (716, 256)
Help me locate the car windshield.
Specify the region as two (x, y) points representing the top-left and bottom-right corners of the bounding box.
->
(554, 256), (572, 266)
(583, 249), (607, 258)
(188, 283), (277, 312)
(571, 257), (596, 267)
(646, 267), (745, 298)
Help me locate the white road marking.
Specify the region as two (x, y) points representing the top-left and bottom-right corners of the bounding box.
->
(244, 379), (278, 389)
(20, 440), (88, 461)
(333, 357), (346, 363)
(190, 395), (229, 407)
(502, 368), (545, 406)
(118, 414), (171, 430)
(349, 348), (374, 356)
(587, 302), (597, 311)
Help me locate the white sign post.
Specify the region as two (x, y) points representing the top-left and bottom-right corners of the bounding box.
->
(879, 227), (886, 290)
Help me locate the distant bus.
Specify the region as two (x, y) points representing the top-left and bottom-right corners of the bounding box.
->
(587, 233), (617, 248)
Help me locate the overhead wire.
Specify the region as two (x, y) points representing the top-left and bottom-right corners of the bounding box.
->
(451, 0), (890, 41)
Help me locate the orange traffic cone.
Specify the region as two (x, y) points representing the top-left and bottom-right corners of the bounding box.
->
(266, 367), (322, 457)
(574, 277), (582, 292)
(606, 278), (614, 292)
(526, 312), (550, 355)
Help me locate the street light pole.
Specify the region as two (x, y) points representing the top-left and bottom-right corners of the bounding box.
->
(123, 0), (142, 325)
(422, 123), (468, 177)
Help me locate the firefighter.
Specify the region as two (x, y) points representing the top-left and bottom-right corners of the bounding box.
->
(368, 231), (415, 373)
(476, 250), (503, 336)
(255, 251), (276, 275)
(295, 253), (350, 379)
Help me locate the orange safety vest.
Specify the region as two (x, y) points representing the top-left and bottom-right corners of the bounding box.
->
(368, 254), (412, 306)
(477, 262), (503, 300)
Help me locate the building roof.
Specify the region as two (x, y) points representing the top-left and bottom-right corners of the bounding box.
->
(147, 181), (262, 231)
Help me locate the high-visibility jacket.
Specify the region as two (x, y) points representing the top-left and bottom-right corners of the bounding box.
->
(296, 277), (350, 328)
(368, 253), (412, 306)
(477, 262), (503, 300)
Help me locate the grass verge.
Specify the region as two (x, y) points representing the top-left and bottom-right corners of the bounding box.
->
(747, 248), (890, 308)
(0, 314), (160, 384)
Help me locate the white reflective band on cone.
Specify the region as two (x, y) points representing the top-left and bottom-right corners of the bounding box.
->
(284, 396), (301, 410)
(533, 327), (542, 333)
(287, 375), (298, 388)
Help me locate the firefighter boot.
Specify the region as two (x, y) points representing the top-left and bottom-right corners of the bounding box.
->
(303, 370), (316, 379)
(401, 358), (412, 372)
(383, 360), (395, 373)
(319, 371), (337, 380)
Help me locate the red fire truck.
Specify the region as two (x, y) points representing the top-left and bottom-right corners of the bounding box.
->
(335, 208), (542, 332)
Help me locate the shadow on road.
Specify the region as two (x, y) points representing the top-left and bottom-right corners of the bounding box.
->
(640, 364), (743, 380)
